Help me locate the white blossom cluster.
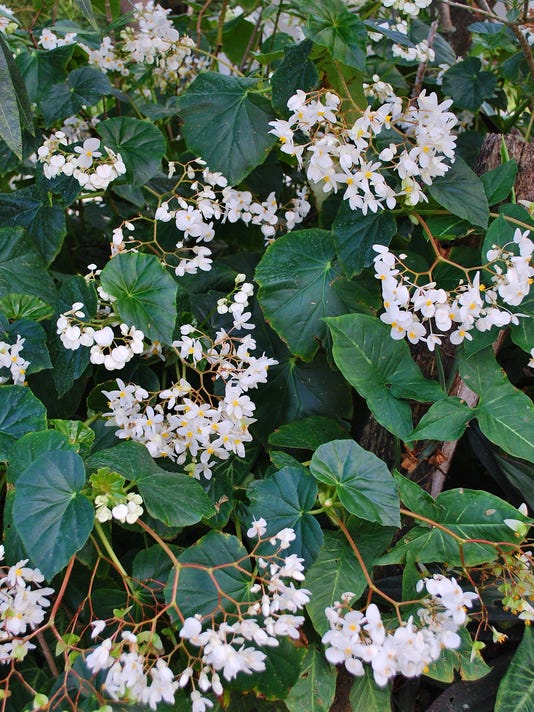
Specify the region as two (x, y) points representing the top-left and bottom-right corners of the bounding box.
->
(381, 0), (432, 17)
(38, 133), (126, 191)
(0, 3), (16, 34)
(95, 492), (144, 525)
(269, 88), (456, 215)
(322, 574), (478, 686)
(57, 301), (146, 371)
(38, 28), (77, 49)
(81, 1), (198, 91)
(0, 335), (29, 385)
(373, 227), (534, 349)
(103, 332), (277, 479)
(155, 160), (311, 259)
(0, 546), (54, 665)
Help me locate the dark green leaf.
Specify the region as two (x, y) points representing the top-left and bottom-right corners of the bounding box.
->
(268, 415), (350, 450)
(0, 227), (56, 305)
(332, 203), (396, 278)
(350, 668), (391, 711)
(442, 57), (498, 111)
(17, 45), (74, 104)
(495, 626), (534, 712)
(428, 157), (489, 229)
(326, 314), (444, 440)
(426, 627), (491, 683)
(310, 439), (400, 526)
(41, 66), (112, 125)
(7, 430), (72, 484)
(459, 348), (534, 463)
(271, 39), (319, 116)
(232, 638), (305, 699)
(480, 160), (518, 204)
(0, 36), (22, 157)
(407, 396), (474, 443)
(256, 229), (354, 361)
(1, 318), (51, 374)
(247, 466), (323, 566)
(0, 386), (47, 460)
(100, 252), (177, 344)
(97, 118), (166, 187)
(178, 72), (277, 184)
(285, 644), (337, 712)
(13, 451), (94, 579)
(393, 470), (443, 519)
(165, 531), (251, 620)
(0, 294), (53, 321)
(138, 471), (216, 527)
(303, 0), (367, 70)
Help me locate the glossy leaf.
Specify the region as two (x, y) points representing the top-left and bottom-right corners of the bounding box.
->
(426, 627), (491, 683)
(7, 430), (73, 484)
(178, 72), (277, 184)
(0, 294), (53, 321)
(0, 35), (22, 157)
(247, 466), (323, 566)
(256, 229), (355, 361)
(271, 39), (319, 116)
(303, 0), (367, 71)
(0, 386), (47, 460)
(100, 252), (177, 344)
(41, 66), (112, 125)
(165, 531), (252, 620)
(407, 396), (475, 443)
(13, 451), (94, 580)
(459, 348), (534, 463)
(480, 160), (518, 204)
(428, 157), (489, 229)
(326, 314), (444, 440)
(495, 626), (534, 712)
(332, 203), (397, 278)
(393, 471), (443, 519)
(282, 644), (337, 712)
(97, 118), (166, 187)
(350, 668), (392, 711)
(232, 638), (305, 699)
(310, 439), (400, 526)
(268, 415), (350, 451)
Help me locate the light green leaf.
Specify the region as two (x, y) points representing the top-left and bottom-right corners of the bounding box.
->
(13, 450), (94, 580)
(0, 386), (47, 460)
(0, 294), (53, 321)
(326, 314), (444, 440)
(284, 644), (337, 712)
(97, 118), (166, 187)
(256, 229), (356, 361)
(459, 347), (534, 463)
(310, 439), (400, 526)
(407, 396), (475, 443)
(495, 626), (534, 712)
(178, 72), (277, 185)
(247, 466), (323, 566)
(393, 470), (443, 519)
(74, 0), (99, 30)
(100, 252), (177, 344)
(428, 157), (489, 229)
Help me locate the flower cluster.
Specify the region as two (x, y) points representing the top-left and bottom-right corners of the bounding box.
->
(38, 133), (126, 191)
(103, 310), (277, 478)
(154, 159), (310, 255)
(95, 492), (144, 525)
(57, 301), (146, 371)
(0, 546), (54, 665)
(269, 88), (456, 214)
(82, 1), (197, 91)
(381, 0), (432, 17)
(373, 227), (534, 349)
(322, 574), (478, 686)
(38, 28), (77, 49)
(0, 335), (29, 385)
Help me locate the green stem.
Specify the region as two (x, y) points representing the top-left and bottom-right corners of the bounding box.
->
(94, 520), (134, 589)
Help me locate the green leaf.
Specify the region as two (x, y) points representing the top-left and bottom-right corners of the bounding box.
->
(41, 66), (112, 125)
(232, 638), (305, 699)
(221, 15), (255, 66)
(13, 450), (94, 579)
(310, 439), (400, 526)
(0, 185), (66, 264)
(271, 39), (319, 115)
(442, 57), (498, 111)
(332, 204), (396, 278)
(268, 415), (350, 451)
(306, 521), (394, 634)
(0, 294), (53, 321)
(350, 668), (391, 711)
(74, 0), (99, 30)
(0, 35), (22, 157)
(17, 45), (73, 104)
(247, 466), (323, 566)
(7, 429), (73, 484)
(459, 348), (534, 463)
(49, 419), (95, 456)
(256, 229), (354, 361)
(381, 488), (527, 566)
(0, 227), (56, 305)
(165, 531), (251, 620)
(428, 157), (490, 229)
(480, 160), (518, 204)
(100, 252), (177, 344)
(97, 118), (166, 187)
(178, 72), (277, 184)
(285, 644), (337, 712)
(393, 470), (443, 519)
(407, 396), (475, 443)
(426, 627), (491, 683)
(495, 626), (534, 712)
(326, 314), (444, 440)
(303, 0), (367, 70)
(0, 385), (47, 460)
